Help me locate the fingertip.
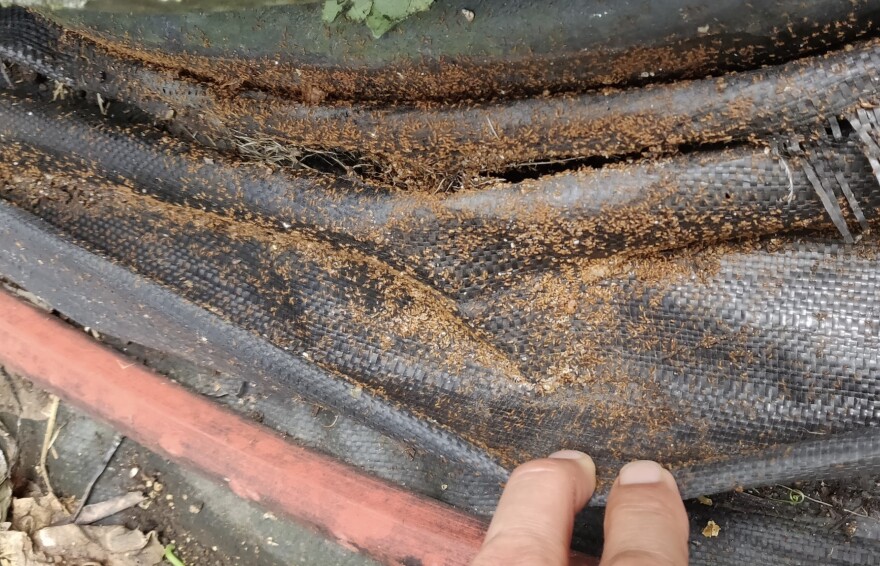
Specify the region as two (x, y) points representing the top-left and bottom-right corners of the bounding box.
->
(549, 450), (596, 485)
(617, 460), (677, 490)
(506, 451), (596, 511)
(602, 461), (689, 566)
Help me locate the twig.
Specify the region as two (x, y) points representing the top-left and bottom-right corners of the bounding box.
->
(178, 124), (200, 143)
(47, 420), (65, 461)
(52, 81), (68, 102)
(96, 93), (109, 116)
(486, 117), (500, 140)
(770, 144), (795, 202)
(508, 156), (584, 168)
(773, 485), (877, 521)
(303, 148), (351, 173)
(465, 176), (501, 190)
(38, 396), (60, 500)
(432, 176), (449, 195)
(70, 434), (125, 523)
(46, 424), (64, 458)
(0, 61), (11, 89)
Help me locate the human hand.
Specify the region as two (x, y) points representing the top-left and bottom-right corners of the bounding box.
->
(472, 451), (689, 565)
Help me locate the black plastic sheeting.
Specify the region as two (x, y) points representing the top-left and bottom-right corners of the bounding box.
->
(3, 4), (880, 564)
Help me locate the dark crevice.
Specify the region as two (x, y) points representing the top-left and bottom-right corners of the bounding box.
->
(488, 154), (629, 183)
(490, 140), (752, 184)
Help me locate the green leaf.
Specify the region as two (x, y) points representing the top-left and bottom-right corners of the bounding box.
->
(346, 0), (373, 22)
(365, 12), (396, 38)
(371, 0), (410, 20)
(323, 0), (433, 38)
(321, 0), (346, 23)
(365, 0), (434, 37)
(408, 0), (433, 11)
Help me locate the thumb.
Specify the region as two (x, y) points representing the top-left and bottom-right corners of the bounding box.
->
(601, 461), (689, 566)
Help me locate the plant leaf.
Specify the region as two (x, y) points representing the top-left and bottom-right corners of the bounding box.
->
(408, 0), (433, 11)
(371, 0), (410, 20)
(321, 0), (346, 23)
(365, 12), (396, 38)
(365, 0), (434, 37)
(347, 0), (373, 22)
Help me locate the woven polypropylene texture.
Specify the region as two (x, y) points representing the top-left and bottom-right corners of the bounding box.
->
(7, 7), (880, 177)
(1, 110), (879, 492)
(4, 7), (880, 562)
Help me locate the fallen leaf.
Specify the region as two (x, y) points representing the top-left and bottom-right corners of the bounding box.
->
(0, 422), (15, 523)
(36, 524), (164, 565)
(365, 11), (397, 37)
(11, 496), (67, 535)
(371, 0), (410, 19)
(0, 480), (11, 524)
(0, 529), (53, 565)
(408, 0), (433, 11)
(74, 492), (146, 525)
(1, 523), (163, 566)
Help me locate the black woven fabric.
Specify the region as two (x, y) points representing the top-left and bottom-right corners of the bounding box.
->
(2, 96), (880, 492)
(3, 6), (880, 563)
(7, 7), (880, 177)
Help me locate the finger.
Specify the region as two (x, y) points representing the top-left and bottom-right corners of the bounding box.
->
(600, 461), (689, 566)
(473, 450), (596, 566)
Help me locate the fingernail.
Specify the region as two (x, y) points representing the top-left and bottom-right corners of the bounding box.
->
(549, 450), (595, 476)
(618, 460), (665, 485)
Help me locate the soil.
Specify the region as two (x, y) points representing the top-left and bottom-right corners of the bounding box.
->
(713, 479), (880, 540)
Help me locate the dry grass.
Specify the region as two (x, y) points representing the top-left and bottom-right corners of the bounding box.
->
(231, 131), (360, 174)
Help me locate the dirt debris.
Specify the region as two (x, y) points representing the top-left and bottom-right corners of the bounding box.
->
(0, 417), (162, 566)
(701, 520), (721, 537)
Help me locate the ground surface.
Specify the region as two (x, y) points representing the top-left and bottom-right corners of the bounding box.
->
(0, 364), (378, 566)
